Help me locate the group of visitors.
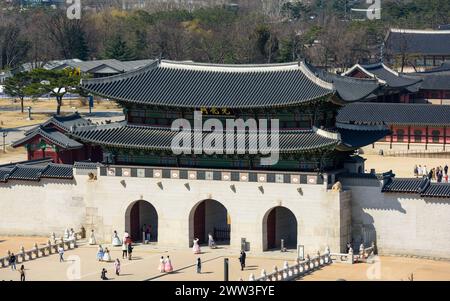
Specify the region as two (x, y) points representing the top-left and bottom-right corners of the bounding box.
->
(96, 245), (112, 262)
(414, 164), (449, 182)
(8, 253), (26, 281)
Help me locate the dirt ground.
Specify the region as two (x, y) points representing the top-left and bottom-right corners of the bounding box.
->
(0, 98), (119, 128)
(0, 147), (27, 165)
(363, 154), (450, 178)
(0, 236), (50, 255)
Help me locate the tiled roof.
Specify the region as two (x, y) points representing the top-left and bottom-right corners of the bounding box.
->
(74, 161), (103, 170)
(343, 63), (421, 88)
(81, 60), (335, 109)
(337, 102), (450, 126)
(336, 123), (391, 150)
(382, 177), (450, 199)
(25, 112), (92, 135)
(385, 29), (450, 56)
(13, 127), (84, 150)
(0, 163), (73, 183)
(306, 63), (381, 101)
(70, 123), (340, 153)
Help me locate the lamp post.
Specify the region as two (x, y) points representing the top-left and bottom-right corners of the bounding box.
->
(1, 130), (7, 153)
(27, 106), (32, 121)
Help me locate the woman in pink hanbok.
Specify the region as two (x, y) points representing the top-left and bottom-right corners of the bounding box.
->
(164, 256), (173, 273)
(192, 238), (201, 254)
(158, 256), (165, 273)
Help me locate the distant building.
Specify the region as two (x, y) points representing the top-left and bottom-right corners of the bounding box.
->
(338, 102), (450, 153)
(384, 28), (450, 73)
(404, 62), (450, 105)
(342, 62), (421, 103)
(12, 113), (103, 164)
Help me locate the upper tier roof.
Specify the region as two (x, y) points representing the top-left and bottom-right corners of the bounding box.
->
(81, 60), (339, 109)
(385, 28), (450, 56)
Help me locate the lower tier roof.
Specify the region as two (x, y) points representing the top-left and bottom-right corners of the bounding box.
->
(70, 122), (389, 154)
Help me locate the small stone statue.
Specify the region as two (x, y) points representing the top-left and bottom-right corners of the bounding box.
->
(89, 229), (97, 245)
(359, 243), (365, 255)
(332, 181), (343, 192)
(325, 246), (330, 255)
(249, 273), (255, 281)
(261, 269), (267, 278)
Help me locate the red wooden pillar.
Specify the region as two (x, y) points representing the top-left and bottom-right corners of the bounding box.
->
(408, 125), (411, 150)
(426, 126), (429, 150)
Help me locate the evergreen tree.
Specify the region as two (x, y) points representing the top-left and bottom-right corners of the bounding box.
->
(103, 35), (136, 61)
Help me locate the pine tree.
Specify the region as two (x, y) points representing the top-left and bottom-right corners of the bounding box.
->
(103, 35), (136, 61)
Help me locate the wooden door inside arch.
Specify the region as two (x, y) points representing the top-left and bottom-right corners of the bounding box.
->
(194, 202), (206, 244)
(130, 202), (140, 241)
(267, 209), (276, 250)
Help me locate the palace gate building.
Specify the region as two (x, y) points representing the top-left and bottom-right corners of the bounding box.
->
(2, 60), (450, 258)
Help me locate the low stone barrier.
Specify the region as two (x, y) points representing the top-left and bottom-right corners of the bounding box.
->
(0, 231), (81, 269)
(250, 251), (332, 281)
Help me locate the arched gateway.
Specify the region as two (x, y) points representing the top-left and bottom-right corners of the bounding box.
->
(263, 206), (298, 251)
(125, 200), (158, 243)
(189, 199), (230, 246)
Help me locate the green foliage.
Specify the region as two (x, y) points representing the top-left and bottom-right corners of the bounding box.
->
(26, 68), (83, 115)
(3, 72), (33, 112)
(103, 35), (136, 61)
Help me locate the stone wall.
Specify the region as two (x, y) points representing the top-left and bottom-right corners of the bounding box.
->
(344, 179), (450, 259)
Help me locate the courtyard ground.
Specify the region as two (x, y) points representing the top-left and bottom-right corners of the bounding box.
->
(0, 237), (449, 281)
(363, 154), (450, 178)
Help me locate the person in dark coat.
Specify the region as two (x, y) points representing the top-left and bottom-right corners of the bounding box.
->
(127, 243), (133, 260)
(239, 251), (246, 271)
(9, 253), (17, 270)
(196, 258), (202, 274)
(444, 165), (448, 175)
(101, 268), (108, 280)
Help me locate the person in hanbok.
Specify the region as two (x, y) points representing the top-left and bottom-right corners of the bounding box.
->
(164, 256), (173, 273)
(192, 238), (201, 254)
(159, 256), (165, 273)
(96, 245), (104, 261)
(114, 259), (121, 276)
(89, 230), (97, 245)
(103, 248), (112, 262)
(123, 232), (129, 244)
(112, 231), (121, 246)
(208, 233), (216, 249)
(121, 243), (128, 259)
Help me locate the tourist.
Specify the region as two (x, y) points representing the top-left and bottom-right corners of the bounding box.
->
(69, 228), (75, 240)
(445, 173), (449, 183)
(58, 246), (64, 262)
(146, 225), (151, 242)
(239, 251), (246, 271)
(418, 165), (423, 177)
(9, 253), (17, 270)
(164, 256), (173, 273)
(428, 169), (433, 180)
(112, 230), (121, 246)
(423, 165), (428, 177)
(103, 247), (112, 262)
(19, 265), (26, 281)
(193, 238), (201, 254)
(196, 258), (202, 274)
(97, 245), (104, 261)
(123, 231), (130, 243)
(142, 224), (147, 242)
(414, 165), (418, 178)
(121, 242), (128, 259)
(89, 229), (96, 245)
(127, 243), (133, 260)
(208, 233), (216, 249)
(101, 268), (108, 280)
(159, 256), (165, 273)
(444, 164), (448, 175)
(114, 259), (121, 276)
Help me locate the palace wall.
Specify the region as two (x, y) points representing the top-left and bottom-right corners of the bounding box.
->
(344, 179), (450, 259)
(1, 172), (449, 259)
(0, 179), (84, 236)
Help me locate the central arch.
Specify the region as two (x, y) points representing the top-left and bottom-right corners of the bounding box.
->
(262, 206), (298, 251)
(125, 200), (158, 243)
(189, 199), (230, 246)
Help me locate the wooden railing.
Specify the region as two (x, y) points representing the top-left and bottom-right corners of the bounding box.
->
(249, 251), (332, 281)
(0, 232), (81, 269)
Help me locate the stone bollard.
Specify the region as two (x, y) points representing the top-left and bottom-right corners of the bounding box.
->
(47, 240), (52, 254)
(282, 261), (289, 279)
(34, 243), (39, 258)
(20, 246), (26, 262)
(249, 273), (256, 281)
(261, 269), (267, 280)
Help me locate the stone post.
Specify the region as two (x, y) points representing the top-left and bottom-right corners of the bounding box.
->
(34, 243), (39, 258)
(20, 246), (25, 262)
(261, 269), (267, 281)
